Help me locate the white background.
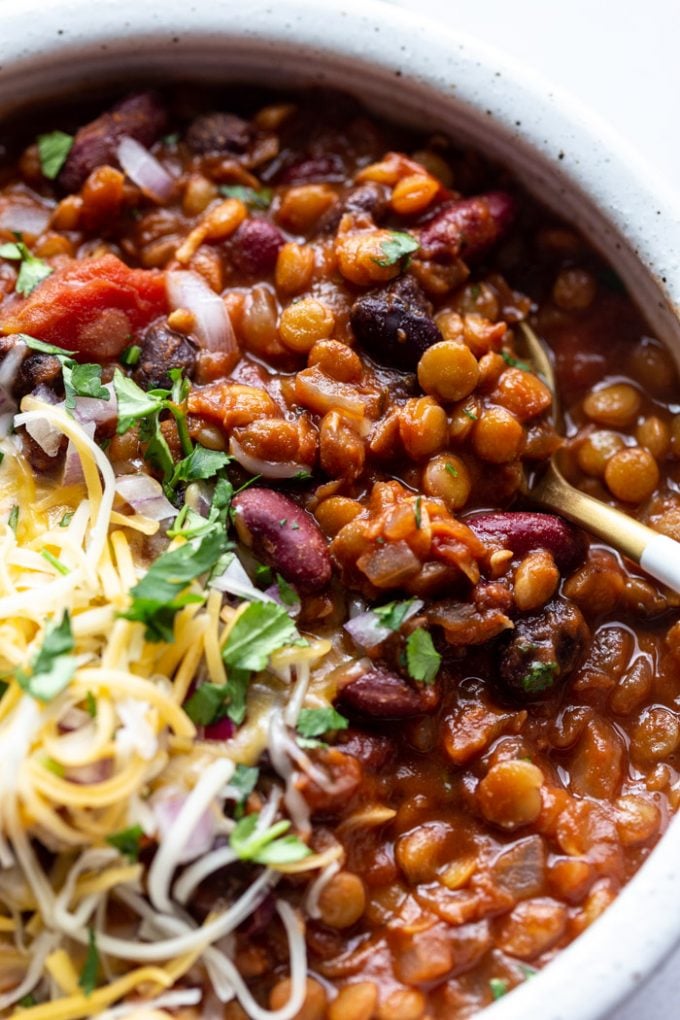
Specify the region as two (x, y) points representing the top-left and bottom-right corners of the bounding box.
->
(385, 1), (679, 1018)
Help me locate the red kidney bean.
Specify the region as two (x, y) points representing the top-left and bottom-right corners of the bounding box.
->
(336, 729), (396, 770)
(231, 218), (285, 275)
(419, 191), (515, 262)
(278, 154), (346, 185)
(350, 275), (443, 370)
(338, 665), (440, 718)
(231, 487), (331, 592)
(499, 598), (589, 700)
(466, 511), (588, 572)
(185, 112), (252, 155)
(59, 91), (168, 192)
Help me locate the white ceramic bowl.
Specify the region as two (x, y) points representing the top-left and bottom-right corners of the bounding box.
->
(1, 2), (680, 1017)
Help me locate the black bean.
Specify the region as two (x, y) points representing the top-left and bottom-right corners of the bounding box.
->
(350, 275), (443, 371)
(498, 598), (589, 700)
(132, 321), (197, 391)
(185, 113), (252, 155)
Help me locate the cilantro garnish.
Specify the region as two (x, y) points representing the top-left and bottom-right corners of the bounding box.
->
(121, 529), (229, 641)
(85, 690), (97, 718)
(41, 549), (69, 575)
(229, 812), (310, 866)
(373, 598), (418, 632)
(297, 706), (348, 739)
(520, 660), (558, 694)
(0, 238), (53, 296)
(113, 368), (193, 486)
(169, 446), (230, 489)
(219, 184), (273, 209)
(59, 511), (74, 528)
(373, 230), (419, 269)
(463, 407), (478, 421)
(414, 495), (422, 529)
(8, 505), (19, 532)
(222, 601), (301, 673)
(78, 927), (100, 996)
(501, 350), (532, 372)
(490, 978), (509, 1001)
(276, 573), (299, 609)
(405, 627), (441, 685)
(37, 130), (74, 180)
(106, 824), (144, 861)
(16, 612), (75, 702)
(119, 344), (142, 367)
(445, 462), (459, 478)
(21, 335), (108, 411)
(230, 764), (259, 803)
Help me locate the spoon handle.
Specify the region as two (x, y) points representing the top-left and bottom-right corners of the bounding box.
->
(532, 461), (680, 593)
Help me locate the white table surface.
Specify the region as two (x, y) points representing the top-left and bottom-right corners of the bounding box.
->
(386, 1), (680, 1017)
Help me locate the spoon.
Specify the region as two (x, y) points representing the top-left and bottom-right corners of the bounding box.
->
(518, 321), (680, 594)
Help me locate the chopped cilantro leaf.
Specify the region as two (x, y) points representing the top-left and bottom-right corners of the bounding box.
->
(18, 994), (38, 1008)
(106, 824), (144, 861)
(219, 184), (273, 209)
(414, 495), (422, 529)
(230, 764), (259, 803)
(519, 964), (538, 979)
(121, 529), (229, 641)
(41, 549), (69, 575)
(520, 660), (558, 694)
(16, 612), (75, 702)
(276, 573), (299, 608)
(463, 407), (478, 421)
(501, 350), (532, 372)
(85, 690), (97, 718)
(59, 511), (74, 528)
(222, 601), (301, 673)
(20, 335), (106, 411)
(373, 598), (417, 632)
(170, 446), (230, 488)
(113, 369), (165, 434)
(490, 978), (509, 1001)
(230, 812), (310, 866)
(20, 335), (75, 357)
(445, 462), (459, 478)
(8, 505), (19, 532)
(372, 229), (419, 268)
(0, 238), (53, 296)
(406, 627), (441, 685)
(78, 927), (100, 996)
(120, 344), (142, 366)
(37, 130), (73, 179)
(297, 706), (348, 739)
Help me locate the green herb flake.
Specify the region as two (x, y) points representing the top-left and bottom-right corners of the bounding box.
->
(121, 529), (229, 641)
(219, 184), (274, 209)
(106, 824), (144, 861)
(463, 407), (478, 421)
(8, 505), (19, 532)
(501, 350), (532, 372)
(42, 756), (65, 776)
(113, 369), (165, 435)
(276, 573), (299, 608)
(445, 462), (459, 478)
(406, 627), (441, 685)
(520, 660), (558, 694)
(373, 229), (420, 269)
(120, 344), (142, 367)
(414, 495), (422, 529)
(78, 927), (100, 996)
(0, 238), (53, 296)
(18, 994), (38, 1008)
(373, 598), (417, 632)
(59, 511), (75, 528)
(41, 549), (70, 575)
(297, 706), (348, 739)
(230, 764), (259, 803)
(16, 611), (75, 702)
(37, 130), (74, 180)
(223, 601), (301, 673)
(162, 132), (180, 146)
(85, 691), (97, 718)
(0, 451), (5, 465)
(519, 964), (538, 980)
(229, 812), (311, 867)
(490, 978), (509, 1001)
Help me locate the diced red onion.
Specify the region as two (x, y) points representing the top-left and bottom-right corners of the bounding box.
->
(72, 383), (118, 428)
(66, 759), (114, 785)
(203, 717), (235, 741)
(344, 599), (424, 649)
(18, 413), (61, 457)
(210, 552), (275, 602)
(166, 270), (237, 354)
(229, 436), (310, 480)
(115, 474), (178, 521)
(0, 339), (27, 393)
(116, 135), (176, 203)
(152, 789), (216, 864)
(62, 422), (95, 485)
(0, 203), (50, 237)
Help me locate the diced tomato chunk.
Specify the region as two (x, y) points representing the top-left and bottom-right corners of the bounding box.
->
(0, 254), (166, 360)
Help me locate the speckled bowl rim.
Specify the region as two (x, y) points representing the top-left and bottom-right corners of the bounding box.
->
(1, 2), (679, 1018)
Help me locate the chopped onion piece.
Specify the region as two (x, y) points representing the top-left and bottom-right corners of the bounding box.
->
(210, 551), (276, 602)
(116, 135), (176, 202)
(72, 383), (117, 428)
(115, 474), (178, 521)
(62, 422), (95, 485)
(344, 599), (424, 649)
(22, 412), (62, 457)
(151, 787), (216, 866)
(167, 269), (237, 353)
(0, 203), (50, 237)
(229, 436), (310, 480)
